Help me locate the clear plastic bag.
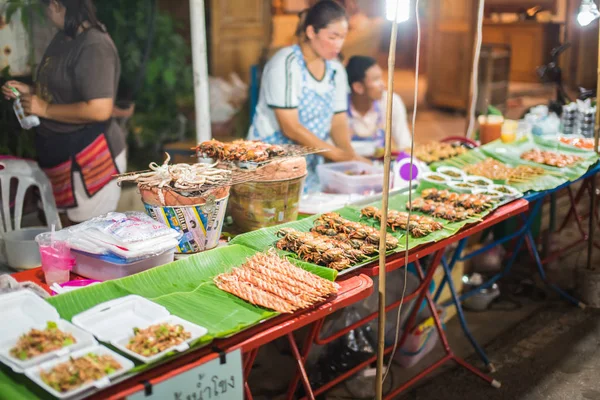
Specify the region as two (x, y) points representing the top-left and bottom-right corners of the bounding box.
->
(56, 212), (182, 261)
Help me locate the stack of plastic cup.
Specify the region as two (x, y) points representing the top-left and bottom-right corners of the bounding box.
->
(35, 232), (75, 286)
(577, 106), (596, 138)
(561, 103), (578, 135)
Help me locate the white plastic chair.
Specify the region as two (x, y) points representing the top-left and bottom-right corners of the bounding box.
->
(0, 158), (61, 233)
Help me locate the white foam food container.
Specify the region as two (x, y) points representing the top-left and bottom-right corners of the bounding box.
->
(436, 166), (466, 181)
(0, 290), (96, 373)
(464, 175), (494, 188)
(421, 172), (449, 184)
(490, 184), (521, 198)
(24, 344), (134, 399)
(72, 295), (208, 364)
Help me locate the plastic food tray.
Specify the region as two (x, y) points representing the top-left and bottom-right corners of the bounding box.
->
(317, 161), (385, 195)
(72, 248), (176, 281)
(72, 295), (208, 364)
(0, 290), (96, 373)
(24, 344), (134, 399)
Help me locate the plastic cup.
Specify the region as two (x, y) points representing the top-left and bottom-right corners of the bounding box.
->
(500, 119), (518, 143)
(478, 115), (504, 144)
(35, 233), (75, 286)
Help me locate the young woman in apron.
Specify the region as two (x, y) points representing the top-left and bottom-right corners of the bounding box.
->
(2, 0), (126, 226)
(248, 0), (368, 192)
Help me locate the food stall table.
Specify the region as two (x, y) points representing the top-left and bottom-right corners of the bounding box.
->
(433, 163), (600, 370)
(9, 269), (373, 400)
(295, 199), (527, 400)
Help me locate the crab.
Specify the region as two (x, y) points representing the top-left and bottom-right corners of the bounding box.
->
(360, 206), (379, 218)
(329, 258), (351, 271)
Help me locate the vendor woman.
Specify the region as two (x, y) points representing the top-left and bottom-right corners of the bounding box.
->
(248, 0), (367, 191)
(2, 0), (127, 226)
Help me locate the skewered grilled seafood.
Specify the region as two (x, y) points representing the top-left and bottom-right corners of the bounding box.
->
(387, 210), (444, 236)
(314, 213), (399, 250)
(360, 206), (443, 237)
(116, 153), (231, 204)
(407, 198), (476, 222)
(276, 228), (363, 269)
(214, 251), (337, 313)
(420, 188), (494, 212)
(195, 139), (286, 162)
(413, 141), (468, 163)
(520, 149), (582, 167)
(462, 158), (545, 181)
(558, 136), (595, 150)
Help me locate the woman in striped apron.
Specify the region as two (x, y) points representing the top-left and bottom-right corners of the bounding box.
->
(248, 0), (368, 192)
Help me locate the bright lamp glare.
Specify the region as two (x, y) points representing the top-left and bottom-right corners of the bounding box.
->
(386, 0), (410, 23)
(578, 1), (600, 26)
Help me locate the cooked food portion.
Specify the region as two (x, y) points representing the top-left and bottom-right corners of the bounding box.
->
(558, 136), (595, 150)
(40, 353), (122, 393)
(463, 158), (545, 181)
(420, 189), (495, 213)
(360, 206), (444, 238)
(413, 142), (468, 163)
(116, 153), (231, 192)
(10, 322), (76, 361)
(344, 170), (371, 176)
(521, 149), (582, 168)
(425, 174), (446, 182)
(406, 199), (477, 222)
(439, 170), (462, 178)
(493, 185), (513, 194)
(276, 226), (378, 271)
(313, 212), (399, 251)
(196, 139), (286, 163)
(214, 251), (338, 313)
(126, 324), (191, 357)
(468, 179), (489, 186)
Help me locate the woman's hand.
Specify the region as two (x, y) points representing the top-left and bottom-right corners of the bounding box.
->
(2, 80), (32, 100)
(353, 154), (372, 164)
(20, 94), (48, 117)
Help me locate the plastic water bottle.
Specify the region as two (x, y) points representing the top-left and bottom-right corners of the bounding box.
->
(11, 87), (40, 130)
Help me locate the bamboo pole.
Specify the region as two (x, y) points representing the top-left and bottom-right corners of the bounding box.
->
(375, 2), (401, 398)
(586, 23), (600, 271)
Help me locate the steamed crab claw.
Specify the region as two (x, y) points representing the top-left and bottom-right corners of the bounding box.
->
(276, 227), (296, 237)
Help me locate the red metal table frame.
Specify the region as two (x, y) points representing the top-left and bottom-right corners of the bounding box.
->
(11, 200), (527, 400)
(553, 174), (600, 255)
(293, 199), (528, 399)
(12, 270), (373, 400)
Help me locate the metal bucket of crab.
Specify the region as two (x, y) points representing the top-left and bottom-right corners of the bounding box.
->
(117, 155), (232, 254)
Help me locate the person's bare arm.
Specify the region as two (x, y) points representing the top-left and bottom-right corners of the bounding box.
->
(21, 94), (113, 124)
(330, 112), (371, 163)
(274, 108), (357, 162)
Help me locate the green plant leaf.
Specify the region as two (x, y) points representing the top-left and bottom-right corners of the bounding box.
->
(5, 3), (21, 24)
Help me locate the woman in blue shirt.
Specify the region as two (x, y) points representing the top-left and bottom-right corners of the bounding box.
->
(248, 0), (367, 191)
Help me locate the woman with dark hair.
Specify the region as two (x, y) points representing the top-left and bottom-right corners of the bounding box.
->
(248, 0), (368, 192)
(2, 0), (127, 225)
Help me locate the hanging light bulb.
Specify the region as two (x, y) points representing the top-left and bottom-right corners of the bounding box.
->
(386, 0), (410, 23)
(578, 0), (600, 27)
